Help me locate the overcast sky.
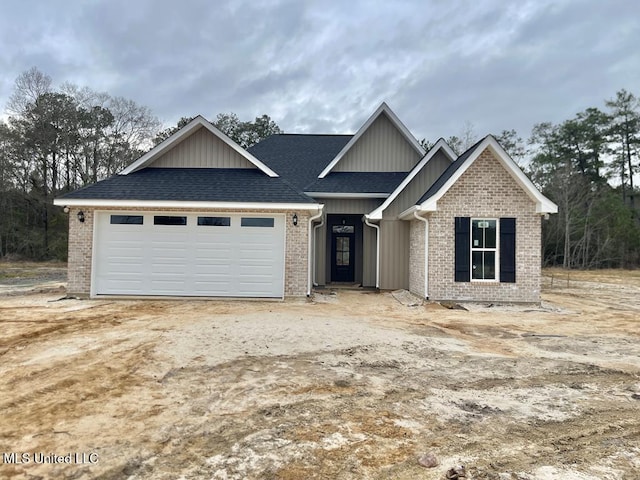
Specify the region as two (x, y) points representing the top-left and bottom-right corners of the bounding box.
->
(1, 0), (638, 142)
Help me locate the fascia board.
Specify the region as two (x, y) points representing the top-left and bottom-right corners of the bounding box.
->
(318, 102), (425, 179)
(397, 205), (419, 220)
(53, 198), (322, 210)
(367, 139), (454, 220)
(120, 116), (279, 177)
(417, 136), (559, 215)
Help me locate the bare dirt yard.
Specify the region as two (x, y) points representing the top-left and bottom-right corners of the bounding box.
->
(0, 265), (639, 479)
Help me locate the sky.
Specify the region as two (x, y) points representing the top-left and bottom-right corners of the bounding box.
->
(0, 0), (639, 143)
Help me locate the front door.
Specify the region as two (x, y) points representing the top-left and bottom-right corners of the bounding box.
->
(331, 225), (355, 282)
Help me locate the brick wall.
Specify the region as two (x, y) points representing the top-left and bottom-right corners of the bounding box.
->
(67, 207), (94, 296)
(65, 207), (310, 298)
(408, 219), (425, 297)
(427, 147), (542, 303)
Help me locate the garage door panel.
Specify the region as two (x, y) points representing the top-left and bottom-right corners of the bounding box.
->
(94, 212), (284, 297)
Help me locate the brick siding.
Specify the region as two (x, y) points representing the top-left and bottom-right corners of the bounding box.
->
(408, 219), (425, 296)
(65, 207), (310, 298)
(423, 147), (542, 303)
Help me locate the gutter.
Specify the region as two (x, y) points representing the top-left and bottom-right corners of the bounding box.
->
(307, 207), (324, 296)
(312, 213), (325, 287)
(364, 216), (380, 289)
(413, 210), (429, 299)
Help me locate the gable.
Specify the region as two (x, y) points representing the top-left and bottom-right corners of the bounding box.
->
(403, 136), (557, 216)
(333, 113), (422, 173)
(383, 149), (451, 218)
(439, 147), (537, 215)
(149, 126), (256, 169)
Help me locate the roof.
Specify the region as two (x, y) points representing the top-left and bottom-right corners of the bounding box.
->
(366, 138), (455, 220)
(304, 172), (408, 195)
(120, 116), (279, 177)
(318, 102), (425, 178)
(58, 168), (315, 204)
(248, 134), (352, 190)
(400, 135), (558, 217)
(416, 137), (484, 204)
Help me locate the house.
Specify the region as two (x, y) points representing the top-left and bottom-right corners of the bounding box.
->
(54, 103), (557, 302)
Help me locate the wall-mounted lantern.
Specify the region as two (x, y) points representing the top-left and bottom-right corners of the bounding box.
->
(77, 211), (85, 223)
(292, 213), (298, 226)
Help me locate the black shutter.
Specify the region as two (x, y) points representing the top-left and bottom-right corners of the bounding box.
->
(500, 218), (516, 283)
(454, 217), (470, 282)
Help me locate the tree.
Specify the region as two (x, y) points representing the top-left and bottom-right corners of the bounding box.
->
(152, 116), (195, 145)
(6, 67), (52, 116)
(213, 113), (282, 148)
(606, 89), (640, 208)
(154, 113), (283, 150)
(494, 129), (526, 163)
(0, 68), (161, 259)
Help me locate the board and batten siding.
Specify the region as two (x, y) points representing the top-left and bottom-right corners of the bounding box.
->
(373, 150), (451, 291)
(382, 150), (452, 218)
(379, 219), (410, 290)
(150, 127), (256, 169)
(312, 198), (381, 286)
(333, 113), (421, 172)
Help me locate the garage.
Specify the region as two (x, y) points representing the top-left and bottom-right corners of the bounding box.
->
(93, 212), (285, 298)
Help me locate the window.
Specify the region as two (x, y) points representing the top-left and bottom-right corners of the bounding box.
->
(241, 217), (274, 227)
(332, 225), (355, 233)
(198, 216), (230, 226)
(471, 219), (497, 280)
(154, 216), (187, 226)
(110, 215), (143, 225)
(455, 217), (516, 283)
(335, 237), (350, 266)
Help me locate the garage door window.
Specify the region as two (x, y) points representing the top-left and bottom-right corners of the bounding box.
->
(110, 215), (143, 225)
(154, 216), (187, 226)
(197, 216), (231, 226)
(241, 217), (274, 227)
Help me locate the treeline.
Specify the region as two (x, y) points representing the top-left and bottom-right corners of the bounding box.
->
(0, 68), (281, 260)
(528, 90), (640, 268)
(0, 68), (161, 259)
(1, 67), (638, 268)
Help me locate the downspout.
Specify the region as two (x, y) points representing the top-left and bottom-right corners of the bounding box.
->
(307, 207), (324, 297)
(413, 210), (429, 299)
(364, 216), (380, 289)
(312, 214), (325, 287)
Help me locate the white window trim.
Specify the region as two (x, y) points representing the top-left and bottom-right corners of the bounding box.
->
(470, 218), (500, 282)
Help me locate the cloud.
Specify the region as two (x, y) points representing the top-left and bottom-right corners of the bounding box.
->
(1, 0), (639, 143)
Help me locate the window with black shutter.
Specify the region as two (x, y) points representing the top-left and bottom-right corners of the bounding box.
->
(455, 216), (517, 283)
(499, 218), (516, 283)
(454, 217), (470, 282)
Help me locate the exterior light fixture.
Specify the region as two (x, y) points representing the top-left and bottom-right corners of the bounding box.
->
(77, 211), (85, 223)
(292, 213), (298, 226)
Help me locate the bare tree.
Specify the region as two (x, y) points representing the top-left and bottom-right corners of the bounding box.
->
(5, 67), (52, 116)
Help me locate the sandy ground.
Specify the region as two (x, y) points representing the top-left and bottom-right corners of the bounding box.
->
(0, 266), (639, 479)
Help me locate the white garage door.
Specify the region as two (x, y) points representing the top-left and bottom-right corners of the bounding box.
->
(93, 212), (285, 297)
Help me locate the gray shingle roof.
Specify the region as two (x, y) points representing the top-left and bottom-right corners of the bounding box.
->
(59, 168), (316, 204)
(248, 134), (352, 190)
(416, 136), (486, 204)
(304, 172), (408, 194)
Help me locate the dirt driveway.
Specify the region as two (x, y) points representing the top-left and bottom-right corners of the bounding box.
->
(0, 268), (639, 479)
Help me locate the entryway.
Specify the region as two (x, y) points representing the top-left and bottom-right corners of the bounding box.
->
(327, 214), (363, 284)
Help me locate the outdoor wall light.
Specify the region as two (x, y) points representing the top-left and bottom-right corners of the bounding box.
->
(292, 213), (298, 226)
(77, 211), (85, 223)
